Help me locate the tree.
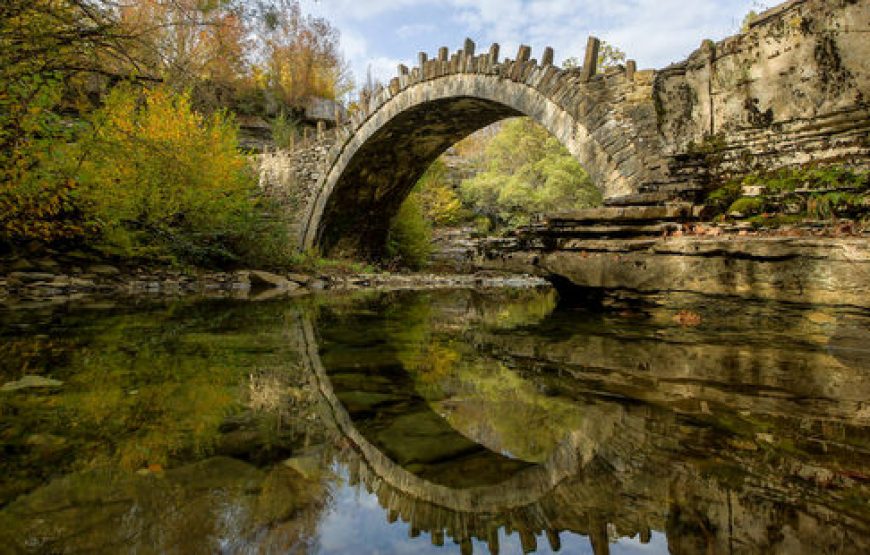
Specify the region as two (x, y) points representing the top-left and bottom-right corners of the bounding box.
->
(252, 0), (352, 109)
(459, 118), (601, 229)
(741, 10), (760, 32)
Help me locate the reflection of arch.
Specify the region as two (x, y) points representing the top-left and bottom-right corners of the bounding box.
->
(302, 55), (663, 254)
(296, 312), (626, 515)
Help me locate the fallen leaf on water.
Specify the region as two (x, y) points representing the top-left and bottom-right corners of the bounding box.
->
(674, 310), (702, 327)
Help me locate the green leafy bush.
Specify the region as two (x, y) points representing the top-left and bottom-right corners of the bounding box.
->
(386, 193), (432, 270)
(79, 84), (287, 267)
(271, 110), (300, 149)
(807, 192), (865, 220)
(706, 166), (869, 222)
(415, 160), (468, 227)
(0, 76), (92, 245)
(728, 197), (765, 216)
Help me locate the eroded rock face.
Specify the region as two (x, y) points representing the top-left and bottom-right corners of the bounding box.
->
(657, 0), (870, 185)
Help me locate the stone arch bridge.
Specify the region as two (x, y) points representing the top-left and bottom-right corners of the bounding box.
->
(259, 0), (869, 258)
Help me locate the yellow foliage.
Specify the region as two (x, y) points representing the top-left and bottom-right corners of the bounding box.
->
(78, 84), (261, 263)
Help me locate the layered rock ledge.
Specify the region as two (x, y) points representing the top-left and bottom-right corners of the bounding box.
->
(479, 236), (870, 308)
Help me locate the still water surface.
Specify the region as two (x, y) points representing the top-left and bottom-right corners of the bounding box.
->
(1, 287), (870, 554)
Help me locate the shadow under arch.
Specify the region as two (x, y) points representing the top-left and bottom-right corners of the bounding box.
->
(303, 69), (660, 256)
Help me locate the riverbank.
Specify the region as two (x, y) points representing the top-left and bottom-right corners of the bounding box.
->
(0, 256), (548, 309)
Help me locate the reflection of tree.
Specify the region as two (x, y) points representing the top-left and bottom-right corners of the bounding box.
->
(0, 299), (337, 552)
(0, 300), (319, 504)
(0, 455), (333, 553)
(373, 289), (580, 463)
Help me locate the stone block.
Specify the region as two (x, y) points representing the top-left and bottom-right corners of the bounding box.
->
(581, 36), (600, 81)
(517, 45), (531, 63)
(489, 43), (500, 65)
(539, 47), (553, 67)
(626, 60), (637, 81)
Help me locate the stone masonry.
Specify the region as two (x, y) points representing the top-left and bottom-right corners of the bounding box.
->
(261, 0), (869, 257)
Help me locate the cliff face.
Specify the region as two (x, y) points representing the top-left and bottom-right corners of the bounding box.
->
(656, 0), (870, 187)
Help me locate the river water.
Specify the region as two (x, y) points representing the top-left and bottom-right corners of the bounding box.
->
(1, 287), (870, 554)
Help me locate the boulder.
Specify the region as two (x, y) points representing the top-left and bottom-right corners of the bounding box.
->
(86, 264), (121, 276)
(248, 270), (300, 291)
(285, 273), (313, 285)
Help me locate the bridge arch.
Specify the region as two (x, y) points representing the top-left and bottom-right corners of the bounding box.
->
(300, 46), (664, 256)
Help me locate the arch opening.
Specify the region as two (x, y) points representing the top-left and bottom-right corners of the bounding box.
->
(318, 96), (522, 258)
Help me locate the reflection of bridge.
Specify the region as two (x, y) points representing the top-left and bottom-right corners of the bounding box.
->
(289, 293), (870, 555)
(296, 312), (650, 554)
(259, 0), (869, 259)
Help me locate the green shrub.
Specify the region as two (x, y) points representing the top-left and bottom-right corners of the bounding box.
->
(386, 193), (432, 270)
(271, 110), (300, 149)
(415, 160), (468, 227)
(0, 75), (92, 245)
(728, 197), (765, 216)
(706, 166), (869, 221)
(79, 84), (285, 267)
(807, 191), (865, 220)
(706, 180), (743, 214)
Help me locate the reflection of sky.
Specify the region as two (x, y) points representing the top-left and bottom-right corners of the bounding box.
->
(312, 466), (669, 554)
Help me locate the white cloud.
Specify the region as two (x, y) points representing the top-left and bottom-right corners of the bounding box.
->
(300, 0), (757, 92)
(396, 23), (437, 40)
(360, 56), (407, 86)
(300, 0), (425, 20)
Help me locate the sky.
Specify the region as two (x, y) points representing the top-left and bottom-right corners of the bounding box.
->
(298, 0), (771, 90)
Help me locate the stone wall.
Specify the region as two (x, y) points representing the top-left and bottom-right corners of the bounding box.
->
(656, 0), (870, 188)
(256, 138), (335, 247)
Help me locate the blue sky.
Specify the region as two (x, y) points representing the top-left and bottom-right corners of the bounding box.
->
(299, 0), (772, 88)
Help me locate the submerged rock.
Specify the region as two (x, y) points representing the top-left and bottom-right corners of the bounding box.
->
(8, 272), (57, 284)
(1, 375), (64, 392)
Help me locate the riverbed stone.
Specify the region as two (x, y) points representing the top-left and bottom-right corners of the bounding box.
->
(8, 272), (56, 283)
(87, 264), (121, 276)
(479, 236), (870, 308)
(247, 270), (300, 290)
